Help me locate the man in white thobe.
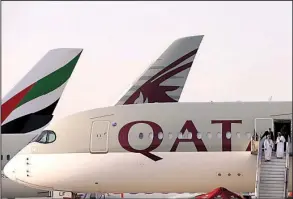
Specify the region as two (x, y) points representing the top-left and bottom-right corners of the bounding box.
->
(276, 132), (286, 158)
(264, 135), (274, 161)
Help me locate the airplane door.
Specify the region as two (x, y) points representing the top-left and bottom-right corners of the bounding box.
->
(254, 118), (274, 138)
(90, 120), (110, 153)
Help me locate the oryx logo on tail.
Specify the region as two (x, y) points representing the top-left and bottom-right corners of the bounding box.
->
(125, 48), (199, 104)
(116, 35), (204, 105)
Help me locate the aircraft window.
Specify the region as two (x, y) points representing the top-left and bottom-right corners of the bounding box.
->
(207, 132), (212, 139)
(7, 155), (10, 160)
(139, 133), (143, 139)
(149, 132), (153, 139)
(226, 131), (231, 139)
(168, 133), (173, 139)
(158, 132), (163, 140)
(34, 131), (47, 143)
(187, 132), (192, 139)
(197, 132), (202, 140)
(1, 155), (2, 160)
(236, 132), (241, 138)
(217, 132), (222, 139)
(47, 131), (56, 143)
(40, 134), (47, 143)
(34, 130), (56, 144)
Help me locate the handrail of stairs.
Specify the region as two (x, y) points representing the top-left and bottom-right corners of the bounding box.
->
(284, 142), (290, 199)
(254, 136), (263, 199)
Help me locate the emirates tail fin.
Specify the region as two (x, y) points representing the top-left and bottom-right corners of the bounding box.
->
(1, 48), (83, 134)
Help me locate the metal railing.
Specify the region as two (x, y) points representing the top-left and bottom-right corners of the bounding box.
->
(284, 142), (290, 199)
(254, 137), (263, 199)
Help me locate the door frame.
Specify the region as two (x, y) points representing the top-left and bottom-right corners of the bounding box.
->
(254, 118), (274, 139)
(90, 120), (110, 153)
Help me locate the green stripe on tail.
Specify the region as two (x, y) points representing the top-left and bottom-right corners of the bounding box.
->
(17, 52), (82, 108)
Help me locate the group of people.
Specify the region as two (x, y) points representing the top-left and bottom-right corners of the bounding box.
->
(263, 132), (286, 161)
(262, 128), (287, 162)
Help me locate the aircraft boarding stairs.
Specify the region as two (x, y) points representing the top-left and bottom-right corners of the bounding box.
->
(251, 139), (290, 199)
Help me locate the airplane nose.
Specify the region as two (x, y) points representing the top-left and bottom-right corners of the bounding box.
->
(3, 154), (28, 183)
(3, 158), (17, 180)
(4, 154), (54, 191)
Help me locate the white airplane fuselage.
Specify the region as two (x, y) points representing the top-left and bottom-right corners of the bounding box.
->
(1, 134), (51, 198)
(5, 102), (292, 194)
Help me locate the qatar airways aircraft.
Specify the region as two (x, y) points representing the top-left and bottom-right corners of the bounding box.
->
(4, 36), (292, 195)
(1, 48), (83, 198)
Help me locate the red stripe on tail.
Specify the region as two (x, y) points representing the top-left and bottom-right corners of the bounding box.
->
(1, 84), (34, 123)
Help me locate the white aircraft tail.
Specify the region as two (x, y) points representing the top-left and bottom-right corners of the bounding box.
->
(116, 35), (204, 105)
(1, 48), (83, 134)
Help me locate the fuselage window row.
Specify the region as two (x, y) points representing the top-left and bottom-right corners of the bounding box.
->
(137, 132), (252, 140)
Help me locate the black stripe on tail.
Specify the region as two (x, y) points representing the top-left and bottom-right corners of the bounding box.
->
(1, 99), (59, 134)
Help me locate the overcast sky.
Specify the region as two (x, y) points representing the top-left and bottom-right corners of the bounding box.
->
(2, 1), (292, 121)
